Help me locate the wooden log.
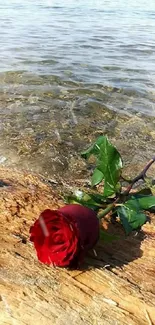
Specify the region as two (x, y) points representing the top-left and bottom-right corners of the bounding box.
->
(0, 167), (155, 325)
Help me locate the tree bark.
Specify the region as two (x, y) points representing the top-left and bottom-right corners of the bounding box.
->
(0, 167), (155, 325)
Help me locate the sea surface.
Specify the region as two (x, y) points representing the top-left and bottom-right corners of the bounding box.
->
(0, 0), (155, 178)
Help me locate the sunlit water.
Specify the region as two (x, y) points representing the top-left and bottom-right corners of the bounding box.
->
(0, 0), (155, 179)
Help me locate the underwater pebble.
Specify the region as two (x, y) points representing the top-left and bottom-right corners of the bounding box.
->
(0, 156), (7, 164)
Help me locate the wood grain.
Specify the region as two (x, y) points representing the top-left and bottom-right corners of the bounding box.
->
(0, 167), (155, 325)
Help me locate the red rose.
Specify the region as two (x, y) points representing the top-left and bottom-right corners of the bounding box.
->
(30, 204), (99, 268)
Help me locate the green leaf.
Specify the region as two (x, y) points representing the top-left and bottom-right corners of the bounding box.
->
(97, 137), (123, 197)
(65, 190), (106, 211)
(81, 135), (123, 196)
(125, 198), (141, 211)
(137, 196), (155, 212)
(81, 136), (105, 160)
(91, 168), (104, 186)
(85, 192), (107, 203)
(117, 206), (132, 234)
(126, 195), (155, 212)
(116, 198), (147, 235)
(100, 229), (120, 242)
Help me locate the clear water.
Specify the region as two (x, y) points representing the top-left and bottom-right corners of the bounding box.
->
(0, 0), (155, 178)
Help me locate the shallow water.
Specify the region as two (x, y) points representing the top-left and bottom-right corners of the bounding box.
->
(0, 0), (155, 179)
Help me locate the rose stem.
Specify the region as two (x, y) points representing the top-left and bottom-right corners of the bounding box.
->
(123, 156), (155, 195)
(97, 156), (155, 220)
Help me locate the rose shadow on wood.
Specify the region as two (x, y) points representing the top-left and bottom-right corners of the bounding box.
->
(77, 222), (146, 271)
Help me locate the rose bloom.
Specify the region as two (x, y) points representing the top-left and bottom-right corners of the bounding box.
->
(30, 204), (99, 268)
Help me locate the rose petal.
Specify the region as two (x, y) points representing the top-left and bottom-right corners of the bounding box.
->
(58, 204), (99, 251)
(30, 209), (79, 267)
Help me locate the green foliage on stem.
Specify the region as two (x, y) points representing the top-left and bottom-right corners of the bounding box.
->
(66, 135), (155, 241)
(91, 168), (104, 186)
(82, 136), (123, 197)
(65, 190), (107, 211)
(116, 198), (147, 235)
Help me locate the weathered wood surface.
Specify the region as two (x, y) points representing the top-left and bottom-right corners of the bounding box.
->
(0, 167), (155, 325)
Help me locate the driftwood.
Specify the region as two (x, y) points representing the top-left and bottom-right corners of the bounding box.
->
(0, 167), (155, 325)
